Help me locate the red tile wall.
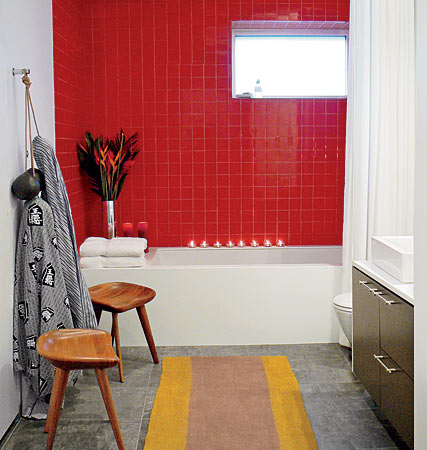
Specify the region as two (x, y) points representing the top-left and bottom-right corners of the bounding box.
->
(53, 0), (349, 247)
(52, 0), (101, 246)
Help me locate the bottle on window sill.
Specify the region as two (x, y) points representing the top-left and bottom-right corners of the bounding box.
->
(254, 79), (263, 98)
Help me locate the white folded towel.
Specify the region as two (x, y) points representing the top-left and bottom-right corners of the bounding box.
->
(80, 237), (147, 258)
(80, 256), (104, 269)
(105, 237), (147, 257)
(79, 237), (108, 257)
(80, 255), (145, 269)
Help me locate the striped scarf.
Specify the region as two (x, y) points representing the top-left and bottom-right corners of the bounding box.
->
(33, 136), (97, 329)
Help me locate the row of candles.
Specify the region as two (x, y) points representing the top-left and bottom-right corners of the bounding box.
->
(188, 239), (285, 248)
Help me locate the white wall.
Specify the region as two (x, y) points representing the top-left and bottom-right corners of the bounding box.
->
(0, 0), (55, 438)
(415, 1), (427, 448)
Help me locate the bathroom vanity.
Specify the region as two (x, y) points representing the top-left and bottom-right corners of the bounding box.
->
(352, 262), (414, 449)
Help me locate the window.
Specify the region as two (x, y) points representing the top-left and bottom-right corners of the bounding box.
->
(232, 30), (348, 98)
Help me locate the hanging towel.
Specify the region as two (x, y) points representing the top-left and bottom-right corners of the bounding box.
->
(32, 136), (97, 329)
(80, 237), (147, 257)
(14, 197), (75, 418)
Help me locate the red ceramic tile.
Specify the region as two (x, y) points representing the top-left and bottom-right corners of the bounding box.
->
(53, 0), (348, 248)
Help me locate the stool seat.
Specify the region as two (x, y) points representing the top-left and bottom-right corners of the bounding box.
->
(37, 329), (119, 371)
(89, 282), (159, 383)
(89, 282), (156, 313)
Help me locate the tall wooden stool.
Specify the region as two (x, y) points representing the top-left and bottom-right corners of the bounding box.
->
(37, 329), (125, 450)
(89, 282), (159, 383)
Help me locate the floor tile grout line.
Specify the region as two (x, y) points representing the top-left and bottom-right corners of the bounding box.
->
(334, 342), (354, 370)
(135, 362), (154, 450)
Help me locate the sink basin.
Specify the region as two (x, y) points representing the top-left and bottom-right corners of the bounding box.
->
(372, 236), (414, 283)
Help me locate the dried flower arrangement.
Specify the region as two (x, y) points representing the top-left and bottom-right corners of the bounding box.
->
(77, 130), (140, 201)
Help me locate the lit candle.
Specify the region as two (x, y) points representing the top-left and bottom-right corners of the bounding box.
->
(138, 221), (148, 238)
(122, 222), (134, 237)
(277, 240), (285, 247)
(200, 241), (208, 248)
(226, 241), (234, 248)
(264, 240), (272, 247)
(213, 241), (221, 248)
(137, 221), (149, 253)
(188, 241), (196, 248)
(237, 240), (245, 247)
(250, 240), (259, 247)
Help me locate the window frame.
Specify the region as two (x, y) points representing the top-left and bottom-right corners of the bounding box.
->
(231, 28), (349, 99)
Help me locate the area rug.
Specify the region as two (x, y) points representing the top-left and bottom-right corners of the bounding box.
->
(143, 356), (318, 450)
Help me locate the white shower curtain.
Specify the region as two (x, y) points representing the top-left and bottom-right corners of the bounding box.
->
(342, 0), (415, 290)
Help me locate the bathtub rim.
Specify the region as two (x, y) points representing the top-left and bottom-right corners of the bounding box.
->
(141, 245), (343, 269)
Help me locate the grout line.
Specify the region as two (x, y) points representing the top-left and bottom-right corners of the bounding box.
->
(134, 361), (154, 450)
(334, 342), (353, 370)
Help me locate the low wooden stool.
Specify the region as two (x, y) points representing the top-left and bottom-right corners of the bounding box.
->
(37, 329), (125, 450)
(89, 282), (159, 383)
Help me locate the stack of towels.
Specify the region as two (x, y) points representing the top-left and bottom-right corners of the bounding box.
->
(80, 237), (147, 269)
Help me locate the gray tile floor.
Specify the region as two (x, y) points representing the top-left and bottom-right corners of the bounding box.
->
(0, 344), (409, 450)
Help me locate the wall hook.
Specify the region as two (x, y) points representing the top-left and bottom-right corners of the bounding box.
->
(12, 68), (30, 76)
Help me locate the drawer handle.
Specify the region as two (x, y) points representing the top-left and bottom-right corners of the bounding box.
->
(359, 280), (381, 294)
(373, 354), (402, 374)
(373, 291), (398, 305)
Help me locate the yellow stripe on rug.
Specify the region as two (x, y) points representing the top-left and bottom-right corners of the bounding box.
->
(143, 356), (192, 450)
(262, 356), (318, 450)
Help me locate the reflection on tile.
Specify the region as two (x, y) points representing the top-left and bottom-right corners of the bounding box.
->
(61, 386), (146, 423)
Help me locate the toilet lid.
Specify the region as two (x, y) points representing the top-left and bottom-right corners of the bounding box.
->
(333, 292), (352, 309)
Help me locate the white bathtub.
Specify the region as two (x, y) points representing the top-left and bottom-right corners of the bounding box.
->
(82, 246), (343, 346)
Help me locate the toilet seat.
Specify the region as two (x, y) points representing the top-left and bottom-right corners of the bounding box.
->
(333, 304), (352, 313)
(333, 292), (352, 310)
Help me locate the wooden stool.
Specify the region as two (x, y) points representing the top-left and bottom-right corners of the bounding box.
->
(89, 282), (159, 383)
(37, 329), (125, 450)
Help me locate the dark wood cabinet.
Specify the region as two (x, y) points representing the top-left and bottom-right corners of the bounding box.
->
(352, 267), (414, 450)
(380, 350), (414, 449)
(352, 270), (381, 405)
(380, 296), (414, 379)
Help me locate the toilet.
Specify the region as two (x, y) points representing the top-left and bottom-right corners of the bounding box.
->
(333, 292), (352, 347)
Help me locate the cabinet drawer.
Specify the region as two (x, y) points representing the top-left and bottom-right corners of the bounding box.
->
(380, 293), (414, 379)
(352, 268), (381, 405)
(378, 352), (414, 449)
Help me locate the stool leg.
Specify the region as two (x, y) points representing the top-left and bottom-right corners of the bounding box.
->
(136, 305), (159, 364)
(45, 368), (69, 450)
(111, 313), (124, 382)
(110, 317), (116, 348)
(95, 368), (125, 450)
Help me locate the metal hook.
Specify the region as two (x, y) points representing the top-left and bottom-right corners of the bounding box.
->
(12, 68), (30, 76)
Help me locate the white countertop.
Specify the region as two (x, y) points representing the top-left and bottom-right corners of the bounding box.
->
(353, 260), (414, 305)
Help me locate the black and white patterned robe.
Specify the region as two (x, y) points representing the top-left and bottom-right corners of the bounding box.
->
(13, 197), (74, 416)
(33, 136), (97, 330)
